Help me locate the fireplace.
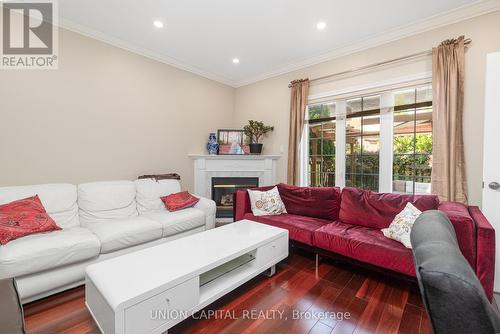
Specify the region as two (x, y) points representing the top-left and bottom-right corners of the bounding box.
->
(211, 177), (259, 219)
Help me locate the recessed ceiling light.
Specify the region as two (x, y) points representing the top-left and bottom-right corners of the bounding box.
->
(153, 20), (164, 28)
(232, 58), (240, 64)
(316, 21), (326, 31)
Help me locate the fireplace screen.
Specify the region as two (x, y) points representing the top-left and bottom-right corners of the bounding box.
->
(211, 177), (259, 219)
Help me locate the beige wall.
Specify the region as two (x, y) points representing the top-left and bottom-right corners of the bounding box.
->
(0, 27), (235, 191)
(234, 10), (500, 206)
(1, 11), (499, 205)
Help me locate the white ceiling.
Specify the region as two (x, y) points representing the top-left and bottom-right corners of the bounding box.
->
(58, 0), (498, 87)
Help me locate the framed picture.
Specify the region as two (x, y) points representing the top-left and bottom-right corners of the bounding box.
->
(217, 129), (250, 155)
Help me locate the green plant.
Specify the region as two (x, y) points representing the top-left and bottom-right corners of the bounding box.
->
(243, 120), (274, 144)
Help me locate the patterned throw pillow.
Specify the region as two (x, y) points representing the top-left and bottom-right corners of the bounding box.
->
(247, 186), (287, 216)
(381, 202), (422, 248)
(161, 191), (200, 211)
(0, 195), (62, 245)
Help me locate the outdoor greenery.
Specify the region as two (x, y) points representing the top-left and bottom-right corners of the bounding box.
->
(393, 134), (432, 180)
(243, 120), (274, 144)
(308, 104), (333, 120)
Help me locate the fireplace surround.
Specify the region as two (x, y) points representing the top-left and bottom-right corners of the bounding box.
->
(189, 154), (280, 222)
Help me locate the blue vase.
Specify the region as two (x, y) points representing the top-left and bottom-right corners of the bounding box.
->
(207, 133), (219, 155)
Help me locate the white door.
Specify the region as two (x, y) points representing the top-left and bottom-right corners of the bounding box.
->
(482, 52), (500, 292)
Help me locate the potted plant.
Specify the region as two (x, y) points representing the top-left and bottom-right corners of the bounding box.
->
(243, 120), (274, 154)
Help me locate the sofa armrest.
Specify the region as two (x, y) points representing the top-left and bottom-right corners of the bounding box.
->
(194, 196), (216, 230)
(438, 202), (476, 269)
(234, 189), (252, 221)
(469, 206), (495, 302)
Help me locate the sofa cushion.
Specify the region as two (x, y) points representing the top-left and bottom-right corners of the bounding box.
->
(143, 208), (205, 237)
(0, 195), (62, 245)
(314, 221), (415, 276)
(277, 184), (341, 220)
(339, 187), (439, 229)
(85, 216), (162, 253)
(0, 227), (100, 279)
(243, 213), (330, 245)
(134, 179), (181, 213)
(0, 184), (79, 228)
(78, 181), (137, 225)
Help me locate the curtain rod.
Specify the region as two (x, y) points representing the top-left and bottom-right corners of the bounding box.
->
(305, 38), (471, 85)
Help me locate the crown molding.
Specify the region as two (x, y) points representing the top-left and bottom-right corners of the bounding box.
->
(56, 1), (500, 88)
(234, 0), (500, 87)
(58, 18), (238, 87)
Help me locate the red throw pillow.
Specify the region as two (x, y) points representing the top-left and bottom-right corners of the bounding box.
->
(161, 191), (200, 211)
(0, 195), (62, 245)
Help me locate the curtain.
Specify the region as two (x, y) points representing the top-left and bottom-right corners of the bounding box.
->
(287, 79), (309, 185)
(431, 36), (468, 203)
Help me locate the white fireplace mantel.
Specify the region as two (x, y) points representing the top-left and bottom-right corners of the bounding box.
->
(189, 154), (280, 198)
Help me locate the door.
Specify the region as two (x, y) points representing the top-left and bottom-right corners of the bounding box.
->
(482, 52), (500, 291)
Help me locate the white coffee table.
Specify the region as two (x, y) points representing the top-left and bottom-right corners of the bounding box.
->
(85, 219), (289, 334)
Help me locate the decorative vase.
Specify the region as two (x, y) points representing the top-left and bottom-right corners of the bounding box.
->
(249, 143), (263, 154)
(207, 133), (219, 155)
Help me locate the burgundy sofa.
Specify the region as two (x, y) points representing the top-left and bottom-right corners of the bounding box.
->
(234, 184), (496, 301)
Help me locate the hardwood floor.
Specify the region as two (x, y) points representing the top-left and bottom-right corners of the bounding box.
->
(23, 250), (431, 334)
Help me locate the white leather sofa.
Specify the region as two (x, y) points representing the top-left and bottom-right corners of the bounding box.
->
(0, 179), (215, 303)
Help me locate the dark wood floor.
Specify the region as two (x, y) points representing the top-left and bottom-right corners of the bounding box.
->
(24, 250), (431, 334)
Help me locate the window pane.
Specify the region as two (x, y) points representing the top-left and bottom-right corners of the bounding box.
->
(362, 155), (379, 174)
(346, 117), (361, 156)
(309, 139), (321, 155)
(346, 174), (362, 188)
(416, 86), (432, 103)
(323, 173), (335, 187)
(346, 117), (361, 136)
(309, 156), (322, 171)
(362, 136), (380, 154)
(394, 88), (416, 106)
(394, 109), (415, 135)
(415, 133), (432, 154)
(346, 137), (361, 155)
(309, 103), (335, 120)
(322, 120), (336, 139)
(309, 123), (321, 139)
(363, 175), (379, 191)
(415, 154), (432, 177)
(363, 95), (380, 110)
(346, 155), (362, 175)
(393, 135), (414, 154)
(362, 114), (380, 135)
(323, 156), (335, 173)
(346, 98), (362, 114)
(322, 139), (335, 155)
(416, 107), (432, 133)
(393, 92), (433, 195)
(309, 172), (320, 187)
(393, 154), (415, 179)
